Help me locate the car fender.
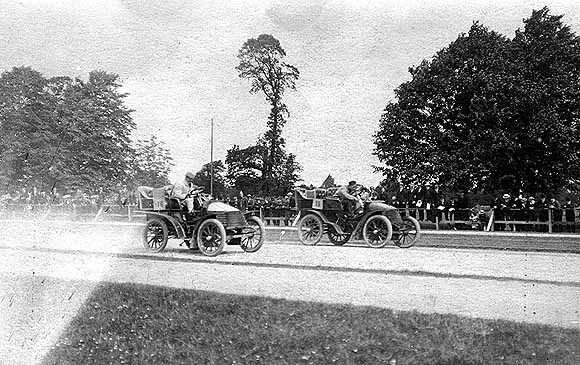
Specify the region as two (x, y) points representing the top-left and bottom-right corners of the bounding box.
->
(351, 211), (390, 239)
(243, 211), (260, 219)
(144, 212), (186, 239)
(297, 209), (331, 224)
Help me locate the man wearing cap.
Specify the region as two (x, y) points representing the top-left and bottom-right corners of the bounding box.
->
(170, 172), (198, 213)
(336, 181), (364, 217)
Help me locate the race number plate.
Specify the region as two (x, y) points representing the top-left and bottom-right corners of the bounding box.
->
(312, 198), (324, 210)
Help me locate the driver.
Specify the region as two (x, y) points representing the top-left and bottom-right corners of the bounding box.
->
(336, 180), (364, 217)
(170, 172), (200, 213)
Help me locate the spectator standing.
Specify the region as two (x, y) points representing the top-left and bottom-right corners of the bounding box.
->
(563, 197), (576, 232)
(455, 191), (471, 222)
(436, 197), (447, 222)
(399, 186), (412, 208)
(446, 198), (457, 222)
(492, 193), (512, 231)
(536, 195), (549, 225)
(549, 197), (562, 231)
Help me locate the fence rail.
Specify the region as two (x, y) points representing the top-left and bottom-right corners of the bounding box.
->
(1, 204), (578, 233)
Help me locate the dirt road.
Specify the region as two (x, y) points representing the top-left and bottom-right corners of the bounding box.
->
(1, 223), (580, 364)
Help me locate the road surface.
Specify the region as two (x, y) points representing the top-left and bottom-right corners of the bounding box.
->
(1, 221), (579, 364)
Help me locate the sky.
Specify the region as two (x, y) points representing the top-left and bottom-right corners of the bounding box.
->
(2, 0), (580, 187)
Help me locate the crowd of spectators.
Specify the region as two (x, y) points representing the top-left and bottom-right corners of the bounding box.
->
(221, 193), (294, 213)
(374, 184), (578, 231)
(0, 186), (134, 215)
(491, 192), (577, 231)
(2, 184), (578, 232)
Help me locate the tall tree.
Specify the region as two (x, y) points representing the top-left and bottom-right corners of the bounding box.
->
(506, 7), (580, 193)
(374, 8), (580, 194)
(236, 34), (301, 194)
(0, 67), (137, 197)
(70, 71), (136, 195)
(0, 67), (53, 192)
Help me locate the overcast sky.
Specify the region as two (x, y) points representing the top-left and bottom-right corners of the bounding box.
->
(2, 0), (580, 187)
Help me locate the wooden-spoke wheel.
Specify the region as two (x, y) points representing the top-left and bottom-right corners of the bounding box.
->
(196, 219), (226, 257)
(394, 216), (421, 248)
(297, 214), (323, 245)
(241, 216), (265, 253)
(362, 215), (393, 248)
(143, 218), (168, 253)
(327, 226), (351, 246)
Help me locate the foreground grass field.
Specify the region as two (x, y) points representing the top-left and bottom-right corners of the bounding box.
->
(43, 282), (580, 364)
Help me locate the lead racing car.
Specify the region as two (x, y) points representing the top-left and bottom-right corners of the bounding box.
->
(294, 188), (420, 248)
(136, 186), (265, 256)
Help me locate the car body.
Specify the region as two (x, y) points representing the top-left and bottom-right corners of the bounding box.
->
(136, 186), (264, 256)
(293, 187), (420, 248)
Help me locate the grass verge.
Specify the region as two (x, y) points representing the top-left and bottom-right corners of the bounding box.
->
(43, 282), (580, 364)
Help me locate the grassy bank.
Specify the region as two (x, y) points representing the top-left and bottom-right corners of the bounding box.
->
(43, 282), (580, 364)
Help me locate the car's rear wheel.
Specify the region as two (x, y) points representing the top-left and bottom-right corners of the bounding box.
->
(298, 214), (323, 245)
(394, 216), (421, 248)
(363, 215), (392, 248)
(196, 219), (226, 257)
(143, 218), (168, 253)
(241, 216), (265, 253)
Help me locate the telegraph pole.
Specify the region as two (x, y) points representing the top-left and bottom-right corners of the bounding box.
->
(210, 118), (214, 197)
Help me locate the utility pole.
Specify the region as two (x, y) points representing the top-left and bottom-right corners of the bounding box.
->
(210, 118), (214, 197)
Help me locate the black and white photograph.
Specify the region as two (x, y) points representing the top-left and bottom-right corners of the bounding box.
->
(1, 0), (580, 363)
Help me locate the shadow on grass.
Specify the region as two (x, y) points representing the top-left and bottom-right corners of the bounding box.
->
(43, 281), (580, 364)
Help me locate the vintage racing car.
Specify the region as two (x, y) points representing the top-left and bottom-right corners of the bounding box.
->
(136, 186), (265, 256)
(293, 187), (420, 248)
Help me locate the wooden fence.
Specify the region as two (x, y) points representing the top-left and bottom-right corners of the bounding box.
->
(1, 204), (578, 233)
(257, 206), (579, 233)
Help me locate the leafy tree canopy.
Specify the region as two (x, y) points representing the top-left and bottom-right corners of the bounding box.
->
(191, 160), (227, 197)
(132, 135), (174, 188)
(374, 7), (580, 195)
(0, 66), (173, 199)
(225, 140), (301, 196)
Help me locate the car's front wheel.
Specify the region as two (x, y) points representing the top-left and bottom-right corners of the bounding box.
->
(362, 215), (392, 248)
(196, 219), (226, 257)
(394, 216), (421, 248)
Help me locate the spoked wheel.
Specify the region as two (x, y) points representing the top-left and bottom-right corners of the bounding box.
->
(241, 216), (265, 253)
(327, 226), (351, 246)
(196, 219), (226, 257)
(362, 215), (393, 248)
(297, 214), (323, 245)
(394, 216), (421, 248)
(143, 218), (169, 253)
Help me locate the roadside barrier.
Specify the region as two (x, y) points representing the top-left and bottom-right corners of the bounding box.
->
(1, 204), (578, 233)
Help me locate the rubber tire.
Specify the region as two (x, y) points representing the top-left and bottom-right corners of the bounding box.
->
(328, 226), (351, 246)
(363, 215), (393, 248)
(143, 218), (169, 253)
(241, 216), (265, 253)
(395, 216), (421, 248)
(196, 218), (226, 257)
(298, 214), (323, 245)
